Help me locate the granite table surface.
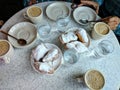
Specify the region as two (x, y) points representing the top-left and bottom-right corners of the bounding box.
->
(0, 1), (120, 90)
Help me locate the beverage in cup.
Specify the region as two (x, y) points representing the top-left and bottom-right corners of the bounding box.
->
(0, 40), (14, 64)
(24, 6), (43, 24)
(91, 22), (110, 39)
(77, 69), (105, 90)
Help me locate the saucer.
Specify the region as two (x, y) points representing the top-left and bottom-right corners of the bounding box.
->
(73, 6), (97, 25)
(46, 2), (70, 21)
(8, 22), (37, 48)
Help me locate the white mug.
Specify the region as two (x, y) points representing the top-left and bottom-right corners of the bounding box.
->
(91, 22), (110, 40)
(77, 69), (105, 90)
(24, 6), (43, 24)
(0, 39), (14, 64)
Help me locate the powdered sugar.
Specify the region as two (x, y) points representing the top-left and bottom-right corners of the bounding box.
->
(66, 41), (88, 53)
(31, 43), (62, 74)
(43, 49), (59, 62)
(61, 32), (78, 43)
(77, 29), (88, 43)
(32, 43), (49, 61)
(39, 62), (54, 73)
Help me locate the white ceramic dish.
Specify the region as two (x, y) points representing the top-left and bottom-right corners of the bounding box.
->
(46, 2), (70, 21)
(73, 6), (97, 25)
(8, 22), (37, 48)
(31, 43), (63, 74)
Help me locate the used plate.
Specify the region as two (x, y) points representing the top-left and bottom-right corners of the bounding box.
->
(73, 6), (97, 25)
(8, 22), (37, 48)
(46, 2), (70, 21)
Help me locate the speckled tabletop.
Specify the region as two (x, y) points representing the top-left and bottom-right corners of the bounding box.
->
(0, 1), (120, 90)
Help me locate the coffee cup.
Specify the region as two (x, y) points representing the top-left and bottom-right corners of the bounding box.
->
(0, 40), (14, 64)
(24, 6), (43, 24)
(77, 69), (105, 90)
(91, 22), (110, 39)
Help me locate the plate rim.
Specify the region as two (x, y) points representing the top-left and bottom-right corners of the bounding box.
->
(8, 22), (37, 48)
(46, 2), (70, 21)
(73, 6), (97, 25)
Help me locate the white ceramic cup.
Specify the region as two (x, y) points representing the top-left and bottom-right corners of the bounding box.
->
(24, 6), (43, 24)
(0, 40), (14, 64)
(91, 22), (110, 40)
(77, 69), (105, 90)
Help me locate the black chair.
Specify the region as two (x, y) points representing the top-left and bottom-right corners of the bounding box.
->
(0, 0), (24, 27)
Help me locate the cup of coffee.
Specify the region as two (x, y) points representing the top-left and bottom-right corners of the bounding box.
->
(0, 40), (14, 64)
(77, 69), (105, 90)
(91, 22), (110, 39)
(24, 6), (43, 24)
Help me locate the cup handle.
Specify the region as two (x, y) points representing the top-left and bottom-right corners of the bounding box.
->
(23, 13), (29, 20)
(3, 57), (10, 63)
(0, 58), (4, 63)
(77, 76), (84, 83)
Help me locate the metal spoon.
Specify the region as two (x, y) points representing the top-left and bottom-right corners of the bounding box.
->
(0, 30), (27, 46)
(79, 19), (102, 24)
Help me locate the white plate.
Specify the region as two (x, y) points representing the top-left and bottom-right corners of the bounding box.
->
(73, 6), (97, 25)
(31, 43), (63, 74)
(46, 2), (70, 21)
(8, 22), (37, 48)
